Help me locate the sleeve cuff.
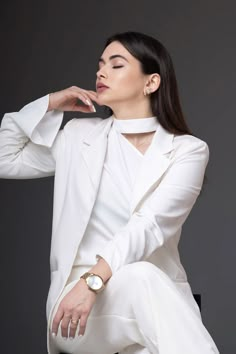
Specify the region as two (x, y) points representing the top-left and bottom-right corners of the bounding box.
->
(10, 94), (64, 147)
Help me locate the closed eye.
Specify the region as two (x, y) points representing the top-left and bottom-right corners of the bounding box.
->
(113, 65), (124, 69)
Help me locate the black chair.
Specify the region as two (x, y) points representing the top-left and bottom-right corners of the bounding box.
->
(59, 294), (201, 354)
(193, 293), (201, 311)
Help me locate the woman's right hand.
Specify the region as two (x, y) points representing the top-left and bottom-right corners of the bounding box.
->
(48, 86), (100, 113)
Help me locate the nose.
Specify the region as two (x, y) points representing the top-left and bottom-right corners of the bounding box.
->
(96, 66), (107, 79)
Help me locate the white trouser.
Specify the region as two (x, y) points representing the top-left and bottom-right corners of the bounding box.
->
(48, 262), (219, 354)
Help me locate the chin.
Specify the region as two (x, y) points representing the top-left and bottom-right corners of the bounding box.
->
(97, 95), (113, 108)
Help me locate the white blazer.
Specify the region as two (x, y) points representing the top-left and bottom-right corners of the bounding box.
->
(0, 94), (209, 324)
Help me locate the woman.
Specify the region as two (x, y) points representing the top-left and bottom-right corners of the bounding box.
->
(0, 31), (219, 354)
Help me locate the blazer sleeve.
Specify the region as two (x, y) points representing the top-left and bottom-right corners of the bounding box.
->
(0, 94), (64, 179)
(97, 139), (210, 274)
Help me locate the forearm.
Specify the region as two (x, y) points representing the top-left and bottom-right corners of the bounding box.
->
(96, 141), (209, 274)
(0, 95), (64, 178)
(88, 257), (112, 283)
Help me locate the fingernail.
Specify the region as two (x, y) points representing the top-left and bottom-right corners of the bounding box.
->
(78, 334), (83, 337)
(92, 105), (96, 112)
(52, 332), (56, 337)
(85, 99), (91, 105)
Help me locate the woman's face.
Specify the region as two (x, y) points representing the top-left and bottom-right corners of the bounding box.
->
(96, 41), (149, 109)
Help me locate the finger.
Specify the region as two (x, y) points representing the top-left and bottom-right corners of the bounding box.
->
(60, 313), (72, 338)
(68, 318), (79, 339)
(85, 90), (99, 100)
(72, 105), (95, 113)
(51, 307), (64, 336)
(78, 88), (100, 105)
(86, 91), (101, 105)
(76, 95), (97, 113)
(78, 313), (88, 336)
(69, 87), (94, 107)
(73, 102), (96, 113)
(76, 92), (95, 108)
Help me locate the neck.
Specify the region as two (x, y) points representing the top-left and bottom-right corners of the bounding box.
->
(111, 97), (153, 119)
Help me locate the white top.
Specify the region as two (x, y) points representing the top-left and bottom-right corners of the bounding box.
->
(69, 116), (159, 280)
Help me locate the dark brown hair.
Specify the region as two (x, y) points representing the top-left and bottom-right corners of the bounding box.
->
(102, 31), (208, 190)
(103, 31), (192, 136)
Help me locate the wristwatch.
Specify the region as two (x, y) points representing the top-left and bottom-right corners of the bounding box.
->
(80, 272), (105, 293)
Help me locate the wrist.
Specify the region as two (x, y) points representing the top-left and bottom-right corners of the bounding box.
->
(89, 257), (112, 283)
(80, 272), (105, 294)
(47, 93), (55, 112)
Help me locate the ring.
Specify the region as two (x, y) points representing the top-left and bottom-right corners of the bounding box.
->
(71, 319), (79, 325)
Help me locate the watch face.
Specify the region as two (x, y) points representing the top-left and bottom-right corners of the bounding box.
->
(87, 275), (103, 290)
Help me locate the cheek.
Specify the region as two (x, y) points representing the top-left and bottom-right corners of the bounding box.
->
(114, 71), (143, 92)
(117, 70), (137, 84)
(97, 69), (144, 104)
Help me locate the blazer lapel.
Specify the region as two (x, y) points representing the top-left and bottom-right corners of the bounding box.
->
(81, 116), (113, 193)
(130, 124), (174, 213)
(80, 116), (174, 216)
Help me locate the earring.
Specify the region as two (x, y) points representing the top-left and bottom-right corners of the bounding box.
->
(144, 89), (151, 96)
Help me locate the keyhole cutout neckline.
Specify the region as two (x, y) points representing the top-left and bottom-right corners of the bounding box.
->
(111, 116), (159, 156)
(120, 131), (156, 156)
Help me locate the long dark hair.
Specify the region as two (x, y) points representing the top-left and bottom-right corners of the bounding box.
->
(102, 31), (208, 190)
(103, 31), (192, 136)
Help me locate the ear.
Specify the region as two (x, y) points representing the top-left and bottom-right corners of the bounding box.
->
(144, 73), (161, 94)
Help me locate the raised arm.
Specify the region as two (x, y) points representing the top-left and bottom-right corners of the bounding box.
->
(0, 86), (99, 179)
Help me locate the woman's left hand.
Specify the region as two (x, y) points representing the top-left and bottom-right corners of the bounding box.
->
(51, 279), (97, 339)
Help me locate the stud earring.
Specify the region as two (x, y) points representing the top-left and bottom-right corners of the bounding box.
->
(144, 89), (151, 96)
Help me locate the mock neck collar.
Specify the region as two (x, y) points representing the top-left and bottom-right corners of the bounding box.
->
(111, 115), (159, 134)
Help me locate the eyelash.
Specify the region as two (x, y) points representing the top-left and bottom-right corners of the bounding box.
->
(97, 65), (124, 71)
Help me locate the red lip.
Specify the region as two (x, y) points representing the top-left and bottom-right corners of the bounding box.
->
(96, 82), (109, 89)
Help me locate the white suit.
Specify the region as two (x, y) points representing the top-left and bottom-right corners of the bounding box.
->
(0, 95), (219, 353)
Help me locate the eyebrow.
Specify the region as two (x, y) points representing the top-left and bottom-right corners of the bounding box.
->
(98, 54), (129, 64)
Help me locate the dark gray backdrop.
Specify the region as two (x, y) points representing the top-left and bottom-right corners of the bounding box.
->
(0, 1), (235, 353)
